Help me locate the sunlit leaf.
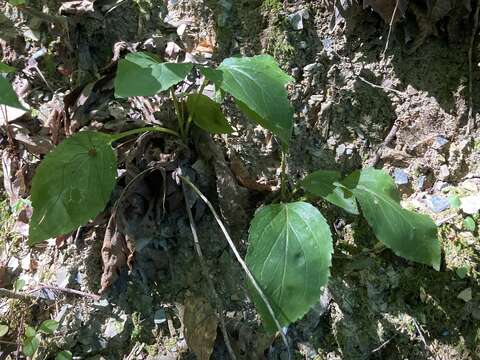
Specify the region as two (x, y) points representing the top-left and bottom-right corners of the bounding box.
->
(246, 201), (333, 332)
(39, 320), (59, 335)
(342, 168), (441, 270)
(203, 55), (294, 146)
(114, 52), (192, 97)
(29, 132), (117, 245)
(302, 170), (359, 215)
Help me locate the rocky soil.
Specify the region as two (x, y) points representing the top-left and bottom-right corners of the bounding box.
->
(0, 0), (479, 359)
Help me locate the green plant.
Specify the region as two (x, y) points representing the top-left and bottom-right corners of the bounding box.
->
(14, 53), (440, 337)
(22, 320), (59, 358)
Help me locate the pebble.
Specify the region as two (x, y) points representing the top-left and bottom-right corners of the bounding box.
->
(432, 135), (449, 150)
(303, 63), (319, 72)
(394, 168), (409, 185)
(438, 165), (450, 180)
(416, 175), (426, 190)
(460, 195), (480, 214)
(154, 309), (167, 325)
(457, 288), (472, 302)
(427, 195), (450, 213)
(336, 144), (346, 157)
(287, 9), (309, 30)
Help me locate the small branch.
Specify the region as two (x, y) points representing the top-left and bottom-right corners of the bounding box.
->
(369, 123), (398, 167)
(358, 76), (404, 97)
(38, 284), (101, 301)
(179, 174), (291, 359)
(412, 317), (428, 349)
(0, 287), (53, 302)
(182, 184), (237, 360)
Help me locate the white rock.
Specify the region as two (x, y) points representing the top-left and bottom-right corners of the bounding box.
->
(460, 195), (480, 214)
(457, 288), (472, 302)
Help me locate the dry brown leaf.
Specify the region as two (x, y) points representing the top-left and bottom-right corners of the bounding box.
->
(182, 295), (218, 360)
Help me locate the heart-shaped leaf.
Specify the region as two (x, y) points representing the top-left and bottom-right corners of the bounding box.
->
(246, 201), (333, 332)
(203, 55), (294, 146)
(342, 168), (441, 270)
(23, 335), (40, 357)
(186, 93), (233, 134)
(0, 75), (26, 110)
(29, 132), (117, 245)
(302, 170), (359, 214)
(39, 319), (59, 335)
(114, 52), (192, 97)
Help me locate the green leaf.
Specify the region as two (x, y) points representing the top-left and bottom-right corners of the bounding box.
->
(0, 61), (16, 73)
(8, 0), (26, 5)
(114, 52), (192, 97)
(14, 278), (25, 292)
(39, 319), (59, 335)
(0, 75), (26, 110)
(342, 168), (441, 270)
(206, 55), (294, 146)
(0, 324), (8, 337)
(302, 170), (359, 215)
(56, 351), (73, 360)
(29, 132), (117, 245)
(246, 201), (333, 332)
(449, 195), (461, 209)
(25, 326), (36, 338)
(23, 335), (40, 357)
(186, 93), (233, 134)
(463, 217), (476, 232)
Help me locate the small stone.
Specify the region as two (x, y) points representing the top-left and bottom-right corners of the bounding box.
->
(394, 168), (409, 185)
(427, 195), (450, 213)
(154, 309), (166, 325)
(336, 144), (346, 157)
(345, 148), (353, 156)
(55, 267), (71, 288)
(104, 314), (127, 339)
(176, 23), (187, 37)
(291, 67), (300, 79)
(460, 195), (480, 214)
(303, 63), (319, 72)
(416, 175), (426, 191)
(322, 37), (333, 53)
(438, 165), (450, 180)
(287, 9), (309, 30)
(457, 288), (472, 302)
(432, 135), (449, 150)
(298, 40), (308, 49)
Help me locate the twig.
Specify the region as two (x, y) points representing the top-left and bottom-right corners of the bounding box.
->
(179, 174), (291, 359)
(467, 0), (480, 134)
(371, 334), (396, 353)
(38, 284), (101, 301)
(370, 123), (398, 167)
(0, 287), (53, 302)
(412, 317), (428, 348)
(358, 76), (404, 97)
(1, 105), (17, 152)
(181, 184), (237, 360)
(381, 0), (400, 60)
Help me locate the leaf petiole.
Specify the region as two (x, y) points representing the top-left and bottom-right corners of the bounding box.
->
(109, 126), (180, 144)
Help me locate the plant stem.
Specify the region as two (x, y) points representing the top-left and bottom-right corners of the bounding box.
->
(109, 126), (179, 143)
(179, 175), (291, 359)
(181, 184), (237, 360)
(280, 150), (287, 201)
(1, 105), (17, 151)
(170, 88), (184, 138)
